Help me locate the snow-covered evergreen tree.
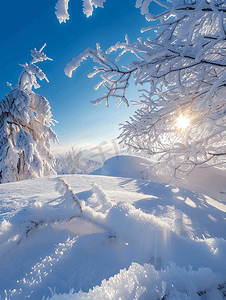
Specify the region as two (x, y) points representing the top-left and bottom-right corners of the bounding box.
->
(0, 44), (58, 183)
(63, 0), (226, 178)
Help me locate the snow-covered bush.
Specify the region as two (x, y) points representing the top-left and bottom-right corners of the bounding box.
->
(0, 44), (58, 183)
(54, 147), (101, 175)
(61, 0), (226, 178)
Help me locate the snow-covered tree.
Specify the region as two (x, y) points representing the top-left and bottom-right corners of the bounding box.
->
(62, 0), (226, 178)
(54, 146), (101, 175)
(0, 44), (58, 183)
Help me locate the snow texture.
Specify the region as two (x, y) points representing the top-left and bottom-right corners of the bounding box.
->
(0, 155), (226, 299)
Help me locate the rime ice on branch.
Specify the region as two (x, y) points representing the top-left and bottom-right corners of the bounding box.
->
(55, 0), (106, 22)
(55, 0), (70, 23)
(65, 0), (226, 177)
(0, 44), (58, 183)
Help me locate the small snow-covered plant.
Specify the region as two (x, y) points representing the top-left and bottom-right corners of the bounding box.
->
(54, 146), (101, 175)
(62, 0), (226, 178)
(0, 44), (58, 183)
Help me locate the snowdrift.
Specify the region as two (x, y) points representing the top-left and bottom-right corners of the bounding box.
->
(0, 156), (226, 299)
(92, 155), (226, 204)
(90, 155), (151, 178)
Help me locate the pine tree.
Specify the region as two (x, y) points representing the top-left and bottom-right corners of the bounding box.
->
(0, 44), (58, 183)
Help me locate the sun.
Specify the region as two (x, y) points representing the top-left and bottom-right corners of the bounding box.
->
(175, 114), (190, 131)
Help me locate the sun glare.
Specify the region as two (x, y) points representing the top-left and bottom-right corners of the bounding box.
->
(175, 114), (190, 131)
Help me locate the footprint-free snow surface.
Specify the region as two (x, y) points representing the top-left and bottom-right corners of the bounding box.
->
(1, 156), (226, 300)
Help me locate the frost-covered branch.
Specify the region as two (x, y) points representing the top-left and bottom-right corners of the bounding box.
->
(55, 0), (174, 22)
(64, 0), (226, 177)
(55, 0), (107, 22)
(83, 0), (106, 18)
(65, 43), (134, 107)
(55, 0), (70, 23)
(117, 0), (226, 177)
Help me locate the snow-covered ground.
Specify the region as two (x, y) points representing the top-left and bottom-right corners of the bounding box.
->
(0, 155), (226, 300)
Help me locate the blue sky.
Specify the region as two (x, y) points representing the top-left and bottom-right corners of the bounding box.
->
(0, 0), (162, 152)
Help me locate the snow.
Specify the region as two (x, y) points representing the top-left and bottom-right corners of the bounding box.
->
(0, 155), (226, 299)
(90, 155), (151, 178)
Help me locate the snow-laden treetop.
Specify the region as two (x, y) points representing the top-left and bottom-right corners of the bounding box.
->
(18, 44), (52, 91)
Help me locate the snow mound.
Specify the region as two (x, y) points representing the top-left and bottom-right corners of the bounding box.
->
(90, 155), (150, 178)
